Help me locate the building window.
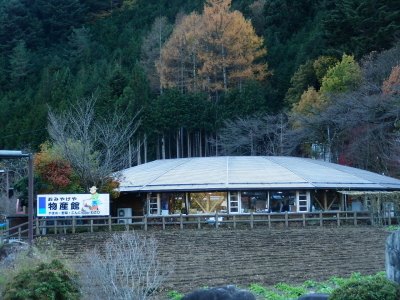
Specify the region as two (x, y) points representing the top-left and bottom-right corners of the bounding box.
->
(269, 191), (295, 212)
(158, 193), (186, 214)
(241, 191), (267, 213)
(189, 192), (227, 214)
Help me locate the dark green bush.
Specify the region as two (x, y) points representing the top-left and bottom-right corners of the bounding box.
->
(329, 276), (400, 300)
(2, 259), (81, 300)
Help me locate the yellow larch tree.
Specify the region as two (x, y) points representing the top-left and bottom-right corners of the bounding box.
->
(199, 0), (267, 93)
(158, 12), (203, 93)
(158, 0), (268, 96)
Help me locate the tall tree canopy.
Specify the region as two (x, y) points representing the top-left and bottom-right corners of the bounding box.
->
(323, 0), (400, 59)
(319, 54), (363, 94)
(158, 0), (268, 97)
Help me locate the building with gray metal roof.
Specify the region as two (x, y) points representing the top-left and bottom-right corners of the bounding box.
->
(115, 156), (400, 217)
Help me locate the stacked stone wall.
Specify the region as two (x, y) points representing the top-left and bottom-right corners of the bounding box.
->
(50, 227), (391, 293)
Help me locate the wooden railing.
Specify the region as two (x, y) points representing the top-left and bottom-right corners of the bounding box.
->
(0, 211), (386, 241)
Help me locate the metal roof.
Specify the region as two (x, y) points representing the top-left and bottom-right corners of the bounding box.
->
(116, 156), (400, 192)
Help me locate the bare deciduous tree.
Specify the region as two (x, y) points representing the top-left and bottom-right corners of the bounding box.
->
(47, 94), (140, 191)
(78, 231), (173, 300)
(140, 16), (172, 94)
(288, 87), (400, 174)
(214, 112), (289, 156)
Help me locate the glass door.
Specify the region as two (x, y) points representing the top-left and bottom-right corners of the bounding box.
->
(296, 191), (310, 212)
(229, 192), (240, 213)
(148, 193), (159, 215)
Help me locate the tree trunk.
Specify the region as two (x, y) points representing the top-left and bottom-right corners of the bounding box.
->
(222, 44), (227, 90)
(182, 127), (185, 157)
(199, 130), (202, 157)
(156, 135), (160, 160)
(137, 138), (141, 165)
(144, 133), (148, 163)
(215, 132), (218, 156)
(176, 129), (180, 158)
(128, 139), (132, 167)
(162, 132), (166, 159)
(279, 113), (283, 156)
(159, 22), (163, 95)
(187, 131), (191, 158)
(193, 53), (197, 92)
(205, 132), (208, 157)
(168, 132), (171, 159)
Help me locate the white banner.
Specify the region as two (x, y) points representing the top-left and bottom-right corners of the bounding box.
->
(37, 193), (110, 217)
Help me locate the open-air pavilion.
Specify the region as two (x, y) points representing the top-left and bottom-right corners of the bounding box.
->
(114, 156), (400, 219)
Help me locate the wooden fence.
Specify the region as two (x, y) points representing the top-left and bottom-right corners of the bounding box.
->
(0, 210), (384, 242)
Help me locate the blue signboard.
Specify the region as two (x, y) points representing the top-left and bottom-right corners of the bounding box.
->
(37, 193), (110, 216)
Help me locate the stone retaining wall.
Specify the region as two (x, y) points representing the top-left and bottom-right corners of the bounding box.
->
(48, 227), (391, 294)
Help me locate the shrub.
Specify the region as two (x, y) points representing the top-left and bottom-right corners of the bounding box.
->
(249, 283), (267, 295)
(329, 276), (400, 300)
(274, 282), (307, 297)
(166, 290), (184, 300)
(2, 259), (81, 300)
(78, 231), (173, 300)
(303, 280), (318, 288)
(0, 237), (70, 298)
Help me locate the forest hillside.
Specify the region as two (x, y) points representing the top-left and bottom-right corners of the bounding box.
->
(1, 0), (400, 182)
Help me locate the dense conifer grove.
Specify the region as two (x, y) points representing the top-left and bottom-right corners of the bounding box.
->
(1, 0), (400, 177)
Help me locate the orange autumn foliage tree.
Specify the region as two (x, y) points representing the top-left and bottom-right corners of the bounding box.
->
(158, 0), (268, 96)
(200, 0), (267, 92)
(157, 12), (203, 93)
(35, 142), (120, 198)
(34, 142), (80, 194)
(382, 65), (400, 95)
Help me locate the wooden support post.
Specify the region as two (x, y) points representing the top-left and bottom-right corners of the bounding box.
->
(319, 212), (323, 227)
(162, 216), (166, 230)
(313, 196), (323, 211)
(303, 213), (306, 227)
(337, 212), (340, 226)
(215, 211), (219, 229)
(72, 217), (76, 234)
(268, 214), (271, 228)
(35, 218), (40, 236)
(108, 215), (112, 231)
(144, 215), (148, 231)
(180, 214), (183, 230)
(90, 219), (94, 232)
(327, 195), (337, 211)
(197, 216), (201, 229)
(233, 215), (236, 228)
(285, 212), (288, 227)
(354, 211), (357, 226)
(250, 211), (254, 228)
